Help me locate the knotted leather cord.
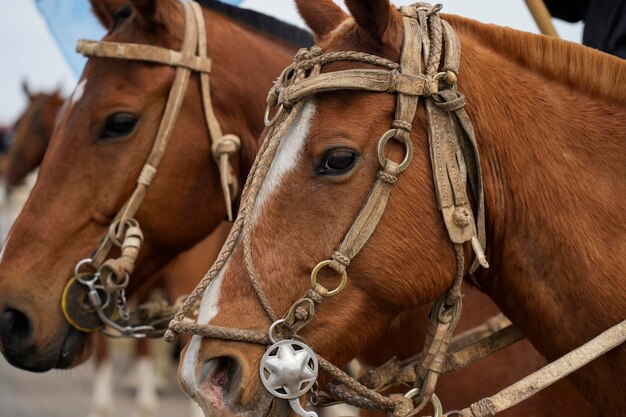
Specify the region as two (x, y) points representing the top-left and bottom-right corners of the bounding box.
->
(63, 1), (241, 335)
(166, 3), (625, 416)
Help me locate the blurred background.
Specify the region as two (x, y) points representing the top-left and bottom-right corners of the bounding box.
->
(0, 1), (582, 417)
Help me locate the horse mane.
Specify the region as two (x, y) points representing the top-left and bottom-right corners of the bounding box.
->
(445, 14), (626, 106)
(196, 0), (314, 47)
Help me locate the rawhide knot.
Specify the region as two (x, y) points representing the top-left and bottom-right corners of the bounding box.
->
(453, 207), (472, 227)
(328, 251), (350, 275)
(211, 134), (241, 157)
(278, 89), (296, 109)
(464, 398), (496, 417)
(377, 170), (398, 184)
(423, 76), (440, 97)
(138, 163), (157, 186)
(295, 306), (309, 320)
(388, 70), (402, 93)
(392, 119), (412, 133)
(108, 218), (140, 247)
(164, 329), (178, 343)
(446, 287), (464, 304)
(266, 84), (280, 107)
(100, 260), (130, 292)
(295, 46), (323, 67)
(305, 288), (324, 304)
(331, 251), (350, 268)
(284, 294), (318, 333)
(389, 394), (415, 417)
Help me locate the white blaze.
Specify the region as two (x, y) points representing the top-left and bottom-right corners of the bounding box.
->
(71, 79), (87, 106)
(180, 261), (229, 395)
(254, 101), (315, 219)
(180, 101), (316, 395)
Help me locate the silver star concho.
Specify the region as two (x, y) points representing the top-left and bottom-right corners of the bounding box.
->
(260, 339), (318, 399)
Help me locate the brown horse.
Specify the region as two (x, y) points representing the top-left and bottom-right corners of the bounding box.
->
(178, 1), (625, 417)
(3, 76), (232, 417)
(0, 0), (306, 371)
(3, 82), (64, 186)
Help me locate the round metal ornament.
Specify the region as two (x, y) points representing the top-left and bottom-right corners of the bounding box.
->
(260, 320), (319, 417)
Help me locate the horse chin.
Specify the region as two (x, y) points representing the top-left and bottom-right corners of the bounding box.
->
(55, 326), (91, 369)
(265, 399), (290, 417)
(196, 390), (288, 417)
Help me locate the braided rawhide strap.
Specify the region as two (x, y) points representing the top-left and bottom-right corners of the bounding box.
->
(167, 3), (487, 416)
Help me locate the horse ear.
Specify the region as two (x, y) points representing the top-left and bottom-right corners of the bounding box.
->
(295, 0), (348, 41)
(89, 0), (125, 30)
(128, 0), (179, 29)
(21, 79), (32, 99)
(344, 0), (401, 47)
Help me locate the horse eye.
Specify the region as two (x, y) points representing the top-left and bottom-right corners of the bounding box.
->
(100, 113), (138, 139)
(318, 148), (358, 175)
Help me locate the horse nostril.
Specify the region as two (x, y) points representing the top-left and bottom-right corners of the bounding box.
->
(0, 308), (33, 353)
(200, 356), (242, 401)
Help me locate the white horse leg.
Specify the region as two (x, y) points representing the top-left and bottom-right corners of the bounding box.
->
(135, 339), (158, 417)
(89, 336), (114, 417)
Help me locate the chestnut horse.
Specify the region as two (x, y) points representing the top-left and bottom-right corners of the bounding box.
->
(3, 77), (232, 417)
(176, 1), (625, 417)
(3, 82), (64, 186)
(0, 0), (306, 370)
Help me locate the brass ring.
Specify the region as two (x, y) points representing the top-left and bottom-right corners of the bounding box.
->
(310, 260), (348, 297)
(377, 129), (414, 173)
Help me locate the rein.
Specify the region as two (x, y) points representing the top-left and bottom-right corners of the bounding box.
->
(166, 3), (626, 417)
(60, 1), (240, 337)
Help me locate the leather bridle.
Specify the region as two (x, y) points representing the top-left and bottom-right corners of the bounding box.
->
(61, 1), (240, 337)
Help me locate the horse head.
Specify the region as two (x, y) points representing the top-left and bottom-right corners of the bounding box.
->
(4, 87), (64, 186)
(176, 1), (461, 416)
(0, 0), (295, 372)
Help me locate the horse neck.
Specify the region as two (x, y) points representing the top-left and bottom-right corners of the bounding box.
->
(452, 19), (626, 359)
(203, 8), (300, 176)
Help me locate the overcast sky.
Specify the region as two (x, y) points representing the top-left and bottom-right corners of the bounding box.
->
(0, 0), (582, 125)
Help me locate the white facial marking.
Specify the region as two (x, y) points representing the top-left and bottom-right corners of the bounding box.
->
(0, 228), (13, 263)
(254, 101), (316, 219)
(71, 79), (87, 106)
(181, 260), (229, 395)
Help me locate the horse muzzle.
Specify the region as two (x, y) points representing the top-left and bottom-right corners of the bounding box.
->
(0, 306), (88, 372)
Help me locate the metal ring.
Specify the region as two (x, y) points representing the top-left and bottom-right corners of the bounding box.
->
(90, 285), (111, 311)
(264, 104), (284, 127)
(310, 260), (348, 297)
(268, 319), (286, 344)
(404, 390), (443, 417)
(74, 258), (98, 284)
(377, 129), (414, 173)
